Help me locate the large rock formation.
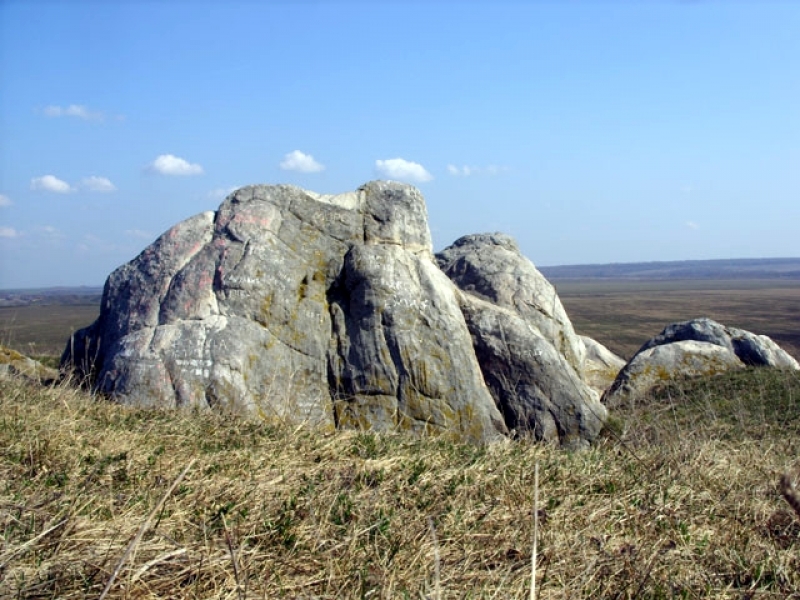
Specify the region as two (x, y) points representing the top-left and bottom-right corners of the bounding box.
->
(63, 181), (606, 445)
(603, 317), (800, 407)
(437, 234), (607, 446)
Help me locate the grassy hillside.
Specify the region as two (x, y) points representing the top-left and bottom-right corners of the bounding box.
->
(2, 369), (800, 598)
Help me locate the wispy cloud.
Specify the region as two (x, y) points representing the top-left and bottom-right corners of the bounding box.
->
(0, 226), (20, 238)
(148, 154), (204, 176)
(447, 165), (473, 176)
(375, 158), (432, 183)
(279, 150), (325, 173)
(686, 221), (700, 230)
(36, 225), (66, 241)
(30, 175), (117, 194)
(80, 176), (117, 193)
(43, 104), (105, 121)
(31, 175), (74, 193)
(0, 194), (11, 207)
(447, 164), (509, 177)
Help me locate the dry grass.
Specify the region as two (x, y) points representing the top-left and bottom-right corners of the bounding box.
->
(2, 369), (800, 599)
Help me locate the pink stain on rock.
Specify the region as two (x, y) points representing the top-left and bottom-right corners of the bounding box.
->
(230, 211), (273, 230)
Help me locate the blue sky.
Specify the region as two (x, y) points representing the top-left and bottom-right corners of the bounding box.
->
(1, 1), (798, 288)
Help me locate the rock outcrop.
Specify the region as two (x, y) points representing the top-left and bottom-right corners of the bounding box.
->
(603, 317), (800, 407)
(437, 234), (607, 446)
(1, 345), (59, 383)
(580, 335), (626, 394)
(63, 181), (606, 445)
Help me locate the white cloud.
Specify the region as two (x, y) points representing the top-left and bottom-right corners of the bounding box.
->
(0, 226), (19, 238)
(375, 158), (433, 183)
(30, 175), (117, 194)
(43, 104), (104, 121)
(36, 225), (65, 241)
(148, 154), (204, 176)
(447, 164), (473, 176)
(279, 150), (325, 173)
(0, 194), (11, 207)
(81, 176), (116, 193)
(686, 221), (699, 230)
(31, 175), (74, 193)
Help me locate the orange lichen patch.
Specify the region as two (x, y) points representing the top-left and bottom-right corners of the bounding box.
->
(0, 345), (58, 382)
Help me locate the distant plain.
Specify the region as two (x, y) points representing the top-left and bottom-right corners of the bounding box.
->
(1, 277), (798, 364)
(0, 304), (100, 359)
(553, 279), (800, 361)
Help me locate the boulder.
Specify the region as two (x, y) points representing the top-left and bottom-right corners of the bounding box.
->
(437, 234), (607, 447)
(580, 335), (626, 394)
(603, 317), (800, 407)
(63, 182), (507, 442)
(1, 345), (59, 383)
(436, 234), (586, 373)
(63, 182), (606, 446)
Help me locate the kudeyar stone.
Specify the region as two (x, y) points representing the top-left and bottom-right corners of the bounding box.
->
(63, 181), (608, 445)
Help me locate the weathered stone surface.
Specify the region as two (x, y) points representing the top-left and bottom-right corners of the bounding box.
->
(728, 328), (800, 369)
(1, 345), (58, 383)
(457, 294), (607, 447)
(437, 234), (607, 447)
(436, 233), (586, 373)
(62, 183), (613, 445)
(63, 181), (507, 442)
(603, 317), (800, 407)
(580, 335), (626, 394)
(603, 340), (742, 408)
(637, 318), (800, 369)
(329, 244), (506, 440)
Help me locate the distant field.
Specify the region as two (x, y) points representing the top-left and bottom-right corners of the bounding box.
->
(0, 304), (99, 357)
(1, 279), (798, 365)
(539, 256), (800, 280)
(554, 279), (800, 360)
